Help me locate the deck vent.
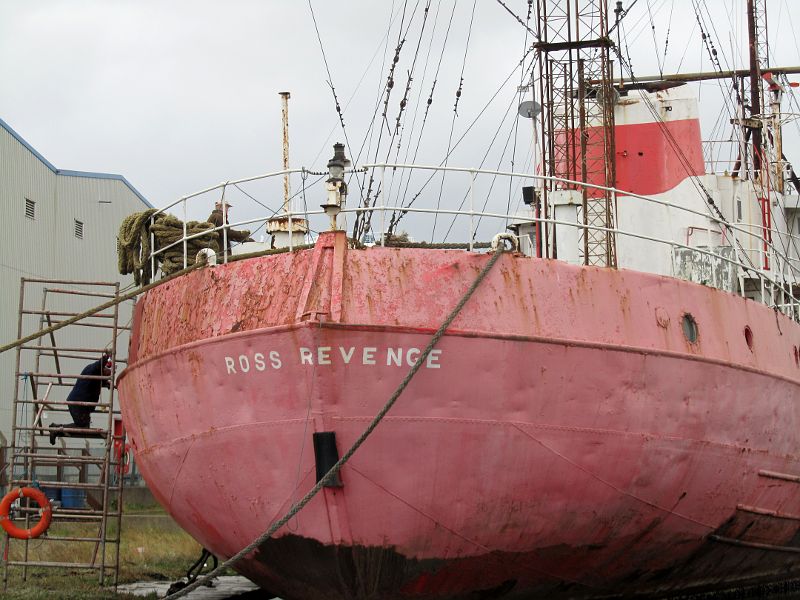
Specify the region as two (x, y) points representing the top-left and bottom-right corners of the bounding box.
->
(681, 314), (698, 344)
(312, 432), (343, 488)
(25, 198), (35, 220)
(74, 219), (84, 239)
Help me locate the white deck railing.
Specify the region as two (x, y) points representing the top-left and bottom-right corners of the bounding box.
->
(146, 163), (800, 321)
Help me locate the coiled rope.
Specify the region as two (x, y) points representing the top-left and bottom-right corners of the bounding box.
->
(163, 243), (508, 599)
(118, 211), (220, 286)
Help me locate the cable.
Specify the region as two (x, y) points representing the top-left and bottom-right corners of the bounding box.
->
(383, 0), (436, 211)
(494, 0), (538, 39)
(162, 244), (509, 600)
(307, 0), (367, 210)
(365, 0), (459, 242)
(445, 54), (538, 241)
(387, 48), (535, 234)
(608, 0), (640, 36)
(428, 0), (478, 241)
(646, 0), (664, 77)
(309, 1), (404, 167)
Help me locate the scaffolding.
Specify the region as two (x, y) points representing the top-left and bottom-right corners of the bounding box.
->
(2, 278), (131, 589)
(536, 0), (617, 267)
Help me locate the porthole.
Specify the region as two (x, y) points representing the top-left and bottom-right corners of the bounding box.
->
(744, 326), (754, 351)
(681, 314), (698, 344)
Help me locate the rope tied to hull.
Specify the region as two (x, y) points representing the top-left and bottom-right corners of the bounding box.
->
(163, 243), (509, 599)
(118, 211), (220, 286)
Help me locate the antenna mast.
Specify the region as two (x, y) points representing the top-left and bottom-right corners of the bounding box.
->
(744, 0), (783, 271)
(536, 0), (617, 267)
(747, 0), (765, 176)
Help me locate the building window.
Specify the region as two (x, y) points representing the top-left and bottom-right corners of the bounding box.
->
(25, 198), (35, 220)
(74, 219), (84, 239)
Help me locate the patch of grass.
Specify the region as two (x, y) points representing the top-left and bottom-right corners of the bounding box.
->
(1, 515), (204, 598)
(1, 571), (157, 600)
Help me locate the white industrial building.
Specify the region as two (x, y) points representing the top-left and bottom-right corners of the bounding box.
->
(0, 117), (152, 445)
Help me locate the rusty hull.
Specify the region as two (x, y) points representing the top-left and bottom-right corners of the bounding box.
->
(118, 231), (800, 599)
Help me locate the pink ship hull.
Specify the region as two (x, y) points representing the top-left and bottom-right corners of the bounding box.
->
(118, 232), (800, 599)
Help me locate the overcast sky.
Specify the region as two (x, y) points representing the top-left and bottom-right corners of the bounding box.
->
(2, 0), (799, 241)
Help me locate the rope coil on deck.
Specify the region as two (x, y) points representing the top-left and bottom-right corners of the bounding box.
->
(163, 244), (508, 599)
(118, 210), (220, 286)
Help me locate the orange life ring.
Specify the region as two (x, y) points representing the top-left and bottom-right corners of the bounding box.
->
(0, 487), (52, 539)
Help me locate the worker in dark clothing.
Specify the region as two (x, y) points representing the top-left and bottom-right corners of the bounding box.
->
(207, 201), (252, 252)
(49, 354), (112, 445)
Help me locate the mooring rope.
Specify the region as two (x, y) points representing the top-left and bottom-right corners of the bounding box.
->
(118, 211), (221, 286)
(163, 244), (507, 599)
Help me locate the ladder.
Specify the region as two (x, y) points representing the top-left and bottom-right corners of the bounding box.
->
(2, 278), (132, 589)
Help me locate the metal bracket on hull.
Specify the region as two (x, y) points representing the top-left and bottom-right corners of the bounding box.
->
(737, 504), (800, 521)
(758, 470), (800, 483)
(295, 231), (347, 323)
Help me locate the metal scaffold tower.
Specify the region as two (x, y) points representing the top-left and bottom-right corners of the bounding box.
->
(536, 0), (617, 267)
(2, 278), (130, 589)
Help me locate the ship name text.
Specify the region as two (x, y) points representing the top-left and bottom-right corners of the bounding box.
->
(224, 346), (442, 374)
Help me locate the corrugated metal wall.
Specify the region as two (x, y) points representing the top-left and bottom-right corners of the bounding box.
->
(0, 123), (150, 439)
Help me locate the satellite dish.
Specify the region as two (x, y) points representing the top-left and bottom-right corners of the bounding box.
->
(518, 100), (542, 119)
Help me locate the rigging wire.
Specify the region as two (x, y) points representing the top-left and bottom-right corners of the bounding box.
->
(427, 0), (478, 241)
(703, 0), (800, 272)
(386, 47), (536, 234)
(310, 1), (404, 167)
(349, 0), (402, 240)
(507, 2), (536, 227)
(353, 0), (423, 240)
(613, 22), (782, 282)
(232, 177), (326, 237)
(355, 0), (435, 239)
(675, 20), (699, 72)
(448, 93), (521, 242)
(494, 0), (539, 39)
(306, 0), (366, 205)
(646, 0), (664, 77)
(381, 0), (446, 222)
(661, 0), (674, 72)
(382, 0), (460, 241)
(383, 0), (436, 208)
(625, 0), (669, 46)
(393, 1), (433, 136)
(616, 19), (757, 266)
(608, 0), (640, 36)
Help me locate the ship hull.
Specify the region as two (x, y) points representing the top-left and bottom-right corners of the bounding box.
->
(118, 232), (800, 599)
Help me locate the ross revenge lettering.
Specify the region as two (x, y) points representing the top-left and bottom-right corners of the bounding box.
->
(297, 346), (441, 368)
(224, 346), (442, 374)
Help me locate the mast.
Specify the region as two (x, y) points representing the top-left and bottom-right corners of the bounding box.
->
(747, 0), (763, 176)
(745, 0), (779, 272)
(536, 0), (617, 267)
(267, 91), (308, 248)
(280, 91), (292, 214)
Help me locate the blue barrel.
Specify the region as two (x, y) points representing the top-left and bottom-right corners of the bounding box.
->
(42, 486), (61, 502)
(61, 488), (85, 509)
